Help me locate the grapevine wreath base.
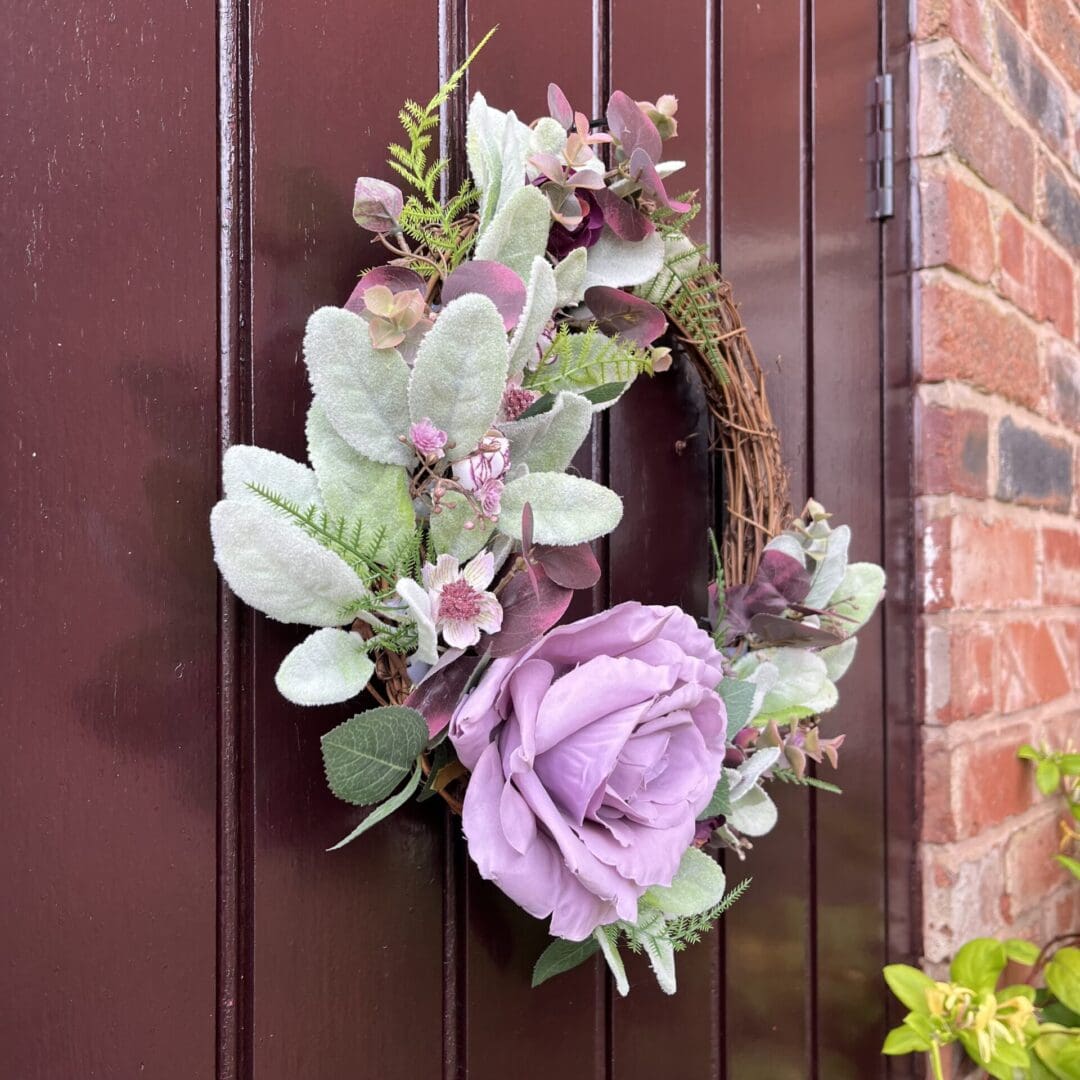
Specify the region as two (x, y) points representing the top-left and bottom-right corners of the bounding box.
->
(210, 32), (885, 995)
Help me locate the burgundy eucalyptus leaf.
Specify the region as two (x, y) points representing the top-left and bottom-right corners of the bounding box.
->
(352, 176), (404, 233)
(584, 285), (667, 346)
(521, 501), (535, 553)
(747, 613), (846, 648)
(533, 542), (602, 590)
(591, 186), (655, 241)
(627, 147), (692, 213)
(606, 90), (662, 162)
(757, 550), (811, 605)
(405, 651), (481, 738)
(547, 82), (574, 130)
(441, 260), (527, 330)
(485, 566), (573, 658)
(344, 265), (426, 314)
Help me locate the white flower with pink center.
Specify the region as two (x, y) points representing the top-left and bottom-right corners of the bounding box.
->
(422, 552), (503, 649)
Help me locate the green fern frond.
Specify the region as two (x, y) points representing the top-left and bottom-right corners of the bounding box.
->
(660, 249), (734, 383)
(523, 325), (656, 395)
(660, 879), (752, 951)
(770, 769), (843, 795)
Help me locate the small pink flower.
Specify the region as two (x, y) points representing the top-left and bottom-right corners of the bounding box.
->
(410, 418), (448, 459)
(453, 431), (510, 492)
(422, 552), (503, 649)
(500, 381), (539, 422)
(475, 478), (504, 518)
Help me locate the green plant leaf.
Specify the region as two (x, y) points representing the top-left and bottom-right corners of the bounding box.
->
(499, 473), (623, 546)
(725, 784), (777, 837)
(508, 256), (558, 377)
(1047, 948), (1080, 1015)
(303, 306), (413, 466)
(553, 247), (588, 307)
(274, 628), (374, 706)
(822, 562), (886, 636)
(466, 92), (534, 230)
(211, 501), (364, 626)
(430, 497), (495, 561)
(804, 524), (851, 607)
(502, 391), (592, 475)
(305, 401), (415, 553)
(882, 964), (936, 1014)
(474, 185), (552, 280)
(1057, 753), (1080, 776)
(1057, 854), (1080, 881)
(950, 938), (1006, 993)
(881, 1023), (931, 1055)
(595, 927), (629, 997)
(1003, 938), (1040, 966)
(754, 648), (835, 721)
(718, 678), (758, 738)
(320, 706), (428, 806)
(642, 848), (726, 917)
(408, 293), (509, 462)
(638, 231), (699, 304)
(1037, 759), (1063, 795)
(820, 638), (858, 683)
(1017, 743), (1041, 762)
(700, 771), (732, 820)
(327, 760), (423, 851)
(531, 936), (600, 988)
(636, 915), (677, 995)
(223, 444), (322, 509)
(582, 229), (666, 290)
(1035, 1034), (1080, 1080)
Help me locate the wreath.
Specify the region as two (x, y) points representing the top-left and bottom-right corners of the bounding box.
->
(210, 32), (885, 996)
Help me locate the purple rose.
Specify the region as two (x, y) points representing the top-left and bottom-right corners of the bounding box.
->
(546, 189), (606, 260)
(449, 601), (727, 940)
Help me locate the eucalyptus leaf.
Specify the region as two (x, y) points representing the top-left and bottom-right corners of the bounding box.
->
(303, 306), (413, 466)
(820, 638), (858, 683)
(726, 784), (778, 837)
(408, 293), (509, 462)
(531, 936), (600, 988)
(211, 501), (363, 626)
(502, 391), (592, 475)
(474, 185), (552, 281)
(320, 706), (428, 806)
(552, 248), (588, 307)
(823, 562), (886, 634)
(643, 848), (726, 917)
(755, 648), (835, 721)
(305, 401), (415, 552)
(223, 444), (322, 509)
(499, 474), (623, 546)
(274, 628), (374, 706)
(582, 229), (665, 290)
(804, 524), (850, 607)
(328, 761), (423, 851)
(508, 257), (558, 377)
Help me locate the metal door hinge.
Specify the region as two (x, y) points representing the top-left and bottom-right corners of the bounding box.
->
(867, 73), (894, 221)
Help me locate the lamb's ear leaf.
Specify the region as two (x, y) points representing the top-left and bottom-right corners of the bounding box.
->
(502, 391), (592, 475)
(306, 400), (415, 553)
(643, 848), (726, 917)
(639, 926), (677, 995)
(474, 185), (552, 281)
(594, 928), (630, 997)
(553, 247), (589, 307)
(499, 474), (623, 546)
(430, 498), (496, 561)
(408, 293), (509, 462)
(275, 628), (374, 706)
(223, 445), (322, 509)
(211, 501), (363, 626)
(320, 705), (428, 806)
(303, 306), (413, 466)
(532, 936), (601, 988)
(804, 524), (851, 607)
(508, 257), (558, 377)
(327, 761), (423, 851)
(394, 578), (439, 666)
(582, 230), (665, 290)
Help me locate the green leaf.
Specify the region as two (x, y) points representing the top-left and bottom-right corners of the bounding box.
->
(638, 231), (699, 304)
(881, 1023), (931, 1055)
(531, 936), (600, 988)
(882, 964), (936, 1014)
(223, 444), (322, 509)
(466, 92), (533, 230)
(595, 926), (629, 997)
(582, 230), (666, 290)
(408, 293), (509, 462)
(725, 784), (777, 837)
(502, 391), (592, 475)
(275, 628), (375, 706)
(1047, 948), (1080, 1015)
(1035, 1035), (1080, 1080)
(819, 638), (858, 683)
(804, 524), (850, 607)
(1003, 938), (1040, 966)
(956, 1031), (1015, 1080)
(643, 848), (727, 917)
(430, 496), (495, 561)
(321, 706), (428, 806)
(327, 760), (423, 850)
(305, 401), (415, 552)
(700, 771), (732, 820)
(303, 306), (413, 467)
(210, 501), (364, 626)
(718, 678), (758, 738)
(1057, 854), (1080, 881)
(473, 185), (552, 280)
(508, 256), (558, 378)
(1057, 753), (1080, 776)
(552, 247), (588, 307)
(1037, 759), (1063, 796)
(499, 473), (623, 546)
(822, 562), (885, 636)
(1017, 743), (1041, 762)
(950, 938), (1006, 993)
(754, 648), (836, 721)
(636, 914), (677, 995)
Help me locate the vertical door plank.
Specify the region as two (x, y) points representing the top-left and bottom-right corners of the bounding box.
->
(460, 10), (607, 1079)
(606, 3), (719, 1076)
(1, 5), (219, 1078)
(810, 5), (888, 1076)
(719, 4), (814, 1078)
(244, 6), (445, 1078)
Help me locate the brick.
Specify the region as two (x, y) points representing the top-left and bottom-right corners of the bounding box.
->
(923, 843), (1008, 961)
(1005, 812), (1067, 917)
(1034, 241), (1075, 336)
(1002, 0), (1028, 26)
(1031, 0), (1080, 94)
(916, 400), (989, 496)
(1042, 163), (1080, 259)
(917, 53), (1036, 213)
(960, 734), (1034, 834)
(999, 618), (1072, 711)
(993, 9), (1071, 157)
(997, 416), (1073, 510)
(998, 211), (1034, 314)
(916, 0), (994, 73)
(923, 739), (958, 840)
(920, 168), (995, 281)
(950, 513), (1039, 609)
(921, 516), (954, 613)
(1046, 620), (1080, 690)
(940, 622), (998, 721)
(1046, 338), (1080, 431)
(918, 277), (1042, 408)
(1043, 527), (1080, 604)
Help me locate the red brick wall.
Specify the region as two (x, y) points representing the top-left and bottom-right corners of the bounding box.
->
(911, 0), (1080, 969)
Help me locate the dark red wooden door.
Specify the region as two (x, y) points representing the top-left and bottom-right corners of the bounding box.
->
(3, 2), (914, 1077)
